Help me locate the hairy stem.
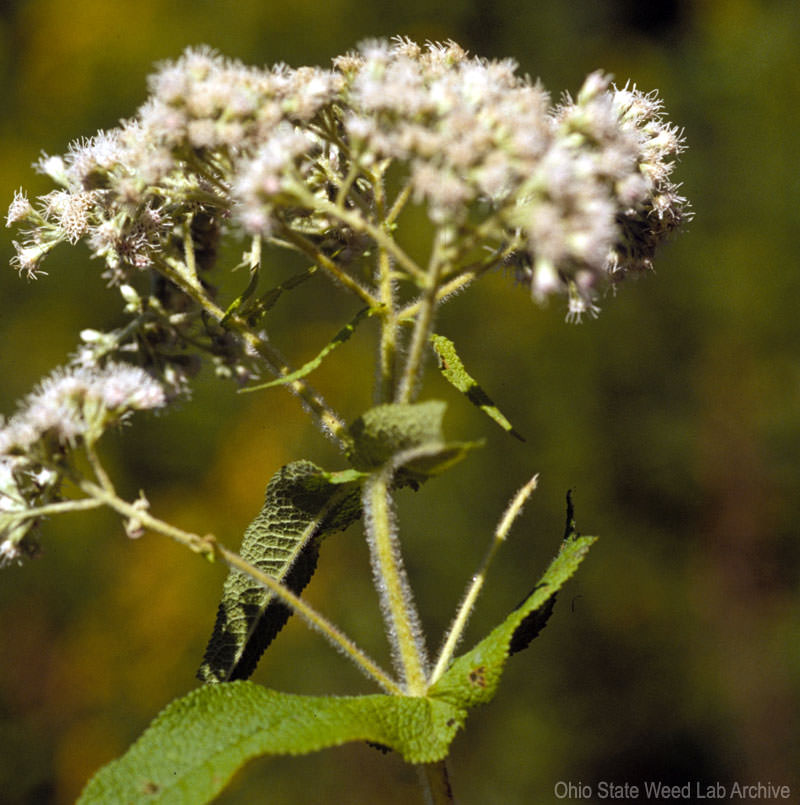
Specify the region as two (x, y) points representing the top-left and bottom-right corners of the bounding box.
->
(275, 224), (379, 307)
(288, 181), (427, 283)
(152, 255), (352, 450)
(373, 170), (400, 403)
(430, 474), (539, 684)
(85, 439), (116, 493)
(363, 468), (428, 694)
(377, 251), (399, 403)
(396, 230), (449, 403)
(79, 480), (402, 694)
(4, 497), (104, 521)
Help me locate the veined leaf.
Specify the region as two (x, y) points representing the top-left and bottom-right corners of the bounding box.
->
(430, 333), (524, 441)
(348, 400), (448, 469)
(78, 682), (466, 805)
(240, 306), (372, 393)
(430, 505), (596, 710)
(197, 461), (361, 683)
(348, 400), (479, 484)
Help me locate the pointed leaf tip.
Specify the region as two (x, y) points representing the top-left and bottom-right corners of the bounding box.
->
(431, 518), (596, 711)
(430, 334), (525, 441)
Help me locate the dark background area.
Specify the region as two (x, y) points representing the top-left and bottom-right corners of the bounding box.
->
(1, 1), (798, 802)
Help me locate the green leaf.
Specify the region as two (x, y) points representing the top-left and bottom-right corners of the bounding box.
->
(349, 400), (448, 468)
(430, 512), (596, 710)
(220, 264), (260, 325)
(197, 461), (361, 683)
(240, 306), (372, 392)
(347, 400), (479, 483)
(430, 333), (525, 441)
(78, 682), (466, 804)
(242, 265), (319, 327)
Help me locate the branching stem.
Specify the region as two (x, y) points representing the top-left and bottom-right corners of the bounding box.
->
(78, 479), (402, 695)
(151, 254), (352, 450)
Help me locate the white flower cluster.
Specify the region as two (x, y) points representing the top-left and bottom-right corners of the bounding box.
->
(7, 37), (688, 317)
(1, 39), (691, 565)
(0, 362), (165, 454)
(0, 363), (165, 564)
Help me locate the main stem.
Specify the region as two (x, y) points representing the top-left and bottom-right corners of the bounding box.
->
(363, 468), (428, 695)
(418, 761), (455, 805)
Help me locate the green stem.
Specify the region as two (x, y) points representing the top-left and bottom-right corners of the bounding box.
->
(276, 225), (378, 307)
(80, 480), (402, 695)
(288, 180), (426, 283)
(377, 250), (399, 403)
(85, 439), (115, 493)
(397, 243), (514, 324)
(363, 468), (428, 694)
(385, 179), (413, 227)
(430, 474), (539, 685)
(373, 169), (400, 403)
(417, 760), (456, 804)
(151, 255), (352, 451)
(5, 497), (104, 521)
(395, 230), (449, 404)
(219, 544), (401, 695)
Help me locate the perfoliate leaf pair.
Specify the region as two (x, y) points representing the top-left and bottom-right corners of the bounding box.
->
(80, 515), (595, 804)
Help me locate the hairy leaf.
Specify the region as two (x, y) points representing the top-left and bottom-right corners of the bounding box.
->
(347, 399), (479, 484)
(78, 682), (466, 804)
(348, 400), (447, 468)
(430, 333), (524, 441)
(197, 461), (361, 683)
(240, 306), (371, 392)
(430, 519), (596, 710)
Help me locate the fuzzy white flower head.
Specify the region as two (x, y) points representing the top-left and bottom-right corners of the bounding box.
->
(34, 154), (71, 187)
(0, 537), (24, 567)
(0, 364), (166, 455)
(6, 37), (688, 323)
(6, 189), (33, 227)
(10, 239), (58, 279)
(95, 363), (166, 411)
(0, 455), (51, 566)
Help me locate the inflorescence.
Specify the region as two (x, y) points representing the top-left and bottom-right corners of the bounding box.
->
(2, 37), (690, 564)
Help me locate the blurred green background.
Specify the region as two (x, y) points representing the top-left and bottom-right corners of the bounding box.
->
(1, 0), (798, 803)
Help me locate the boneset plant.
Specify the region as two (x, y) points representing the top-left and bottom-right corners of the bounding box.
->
(3, 37), (688, 803)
